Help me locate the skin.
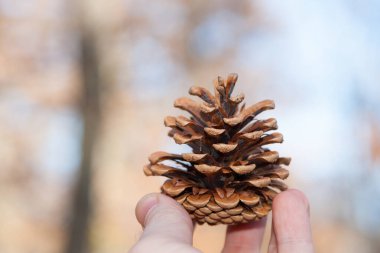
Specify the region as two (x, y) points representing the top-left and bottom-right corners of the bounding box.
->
(129, 189), (314, 253)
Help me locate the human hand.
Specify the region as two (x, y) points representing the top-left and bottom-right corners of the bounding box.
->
(129, 189), (314, 253)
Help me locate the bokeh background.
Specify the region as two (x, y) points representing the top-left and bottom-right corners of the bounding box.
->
(1, 0), (380, 252)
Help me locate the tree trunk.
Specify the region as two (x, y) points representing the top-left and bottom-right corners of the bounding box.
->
(64, 29), (102, 253)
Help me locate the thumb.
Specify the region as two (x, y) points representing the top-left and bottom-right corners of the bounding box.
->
(135, 193), (194, 245)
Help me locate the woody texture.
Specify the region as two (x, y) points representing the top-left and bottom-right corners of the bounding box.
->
(144, 73), (290, 225)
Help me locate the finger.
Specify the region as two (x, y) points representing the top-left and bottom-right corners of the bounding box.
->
(267, 218), (277, 253)
(272, 189), (314, 253)
(135, 193), (194, 245)
(222, 217), (267, 253)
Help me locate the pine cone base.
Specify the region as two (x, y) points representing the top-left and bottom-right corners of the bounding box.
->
(169, 185), (273, 225)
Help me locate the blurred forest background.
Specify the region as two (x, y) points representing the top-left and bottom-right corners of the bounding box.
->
(1, 0), (380, 252)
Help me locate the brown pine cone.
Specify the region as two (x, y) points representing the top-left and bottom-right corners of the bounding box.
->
(144, 73), (290, 225)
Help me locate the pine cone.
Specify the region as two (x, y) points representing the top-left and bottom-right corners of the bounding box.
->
(144, 73), (290, 225)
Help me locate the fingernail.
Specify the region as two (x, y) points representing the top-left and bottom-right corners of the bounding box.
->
(136, 193), (159, 227)
(140, 193), (159, 206)
(142, 194), (160, 227)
